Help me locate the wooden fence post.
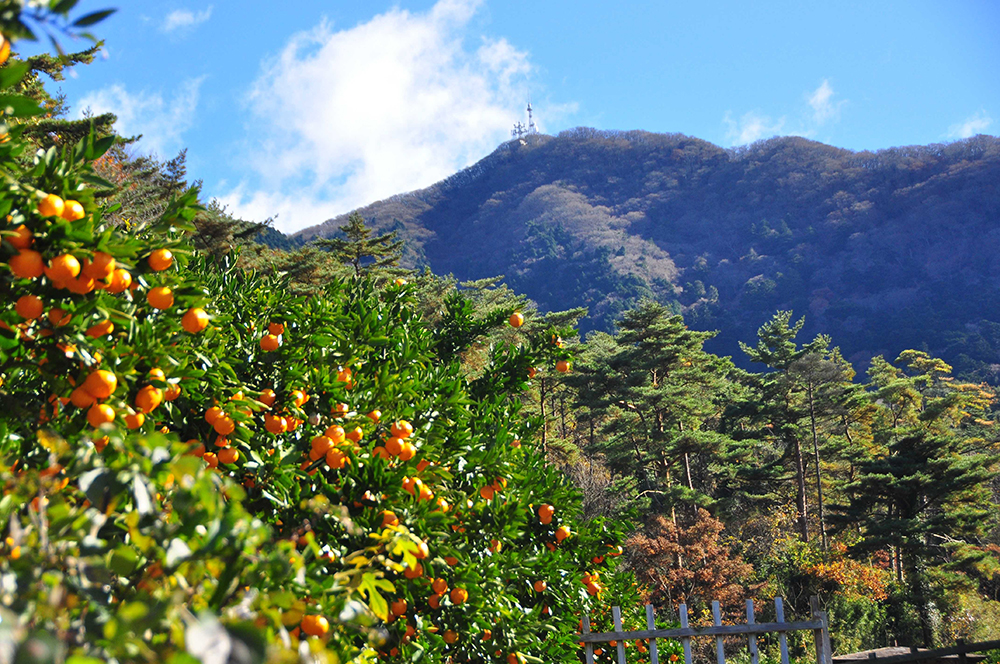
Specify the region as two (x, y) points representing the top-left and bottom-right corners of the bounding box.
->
(613, 606), (626, 664)
(646, 604), (659, 664)
(747, 599), (760, 664)
(680, 603), (693, 664)
(712, 600), (725, 664)
(774, 597), (790, 664)
(583, 613), (595, 664)
(810, 596), (833, 664)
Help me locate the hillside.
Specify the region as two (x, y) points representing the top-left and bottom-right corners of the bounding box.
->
(295, 129), (1000, 377)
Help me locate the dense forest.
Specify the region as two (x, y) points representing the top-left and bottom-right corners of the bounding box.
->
(295, 130), (1000, 381)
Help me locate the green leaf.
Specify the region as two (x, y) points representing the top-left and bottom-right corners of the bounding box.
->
(108, 545), (139, 576)
(72, 8), (116, 26)
(0, 62), (31, 90)
(0, 94), (44, 117)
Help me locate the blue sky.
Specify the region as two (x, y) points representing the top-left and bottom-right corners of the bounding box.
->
(18, 0), (1000, 232)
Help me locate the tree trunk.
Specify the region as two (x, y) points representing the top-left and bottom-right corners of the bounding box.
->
(906, 555), (938, 648)
(807, 382), (828, 550)
(793, 435), (809, 542)
(539, 377), (547, 458)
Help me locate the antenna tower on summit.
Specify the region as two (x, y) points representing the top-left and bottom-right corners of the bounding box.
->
(511, 101), (538, 140)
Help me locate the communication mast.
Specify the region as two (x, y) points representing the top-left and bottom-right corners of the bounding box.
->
(511, 101), (538, 139)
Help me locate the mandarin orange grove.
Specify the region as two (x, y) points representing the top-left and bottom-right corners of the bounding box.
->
(0, 4), (647, 663)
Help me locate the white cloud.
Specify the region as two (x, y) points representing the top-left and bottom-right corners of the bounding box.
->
(723, 110), (785, 146)
(215, 0), (565, 233)
(807, 79), (845, 125)
(947, 109), (993, 139)
(75, 77), (206, 157)
(162, 6), (213, 33)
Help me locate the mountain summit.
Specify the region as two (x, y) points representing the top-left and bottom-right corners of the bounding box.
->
(296, 129), (1000, 377)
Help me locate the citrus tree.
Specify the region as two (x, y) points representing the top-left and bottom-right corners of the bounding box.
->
(0, 7), (642, 663)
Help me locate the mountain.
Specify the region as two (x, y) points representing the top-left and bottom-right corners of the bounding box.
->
(295, 129), (1000, 379)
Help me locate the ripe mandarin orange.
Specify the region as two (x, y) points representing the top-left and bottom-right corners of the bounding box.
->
(60, 200), (85, 222)
(15, 295), (43, 320)
(9, 249), (44, 279)
(36, 194), (64, 217)
(87, 403), (115, 427)
(8, 225), (32, 249)
(259, 334), (280, 351)
(218, 447), (239, 464)
(509, 311), (524, 327)
(83, 370), (117, 399)
(146, 286), (173, 310)
(135, 385), (163, 414)
(106, 268), (131, 293)
(86, 320), (114, 338)
(148, 249), (173, 271)
(45, 254), (80, 282)
(181, 307), (209, 333)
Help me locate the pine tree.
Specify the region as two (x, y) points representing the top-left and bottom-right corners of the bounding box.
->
(314, 212), (404, 277)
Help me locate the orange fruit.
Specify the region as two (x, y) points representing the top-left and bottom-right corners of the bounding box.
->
(83, 370), (117, 399)
(444, 556), (459, 566)
(86, 319), (114, 338)
(431, 578), (448, 594)
(555, 525), (571, 542)
(9, 249), (44, 279)
(259, 389), (276, 407)
(367, 409), (381, 422)
(372, 445), (390, 460)
(381, 510), (399, 527)
(479, 486), (495, 501)
(482, 629), (492, 641)
(203, 452), (218, 468)
(83, 251), (115, 280)
(394, 278), (407, 286)
(538, 504), (554, 524)
(48, 308), (70, 326)
(70, 387), (96, 408)
(66, 275), (96, 294)
(311, 435), (334, 456)
(290, 390), (308, 407)
(391, 420), (413, 439)
(443, 630), (458, 644)
(385, 436), (403, 456)
(325, 425), (346, 442)
(213, 415), (235, 435)
(146, 286), (173, 310)
(204, 406), (223, 424)
(60, 199), (85, 222)
(325, 448), (347, 469)
(259, 334), (280, 351)
(45, 254), (81, 282)
(148, 249), (173, 271)
(37, 194), (65, 217)
(86, 403), (115, 427)
(428, 594), (441, 609)
(402, 562), (422, 579)
(346, 426), (363, 443)
(556, 360), (571, 373)
(164, 384), (181, 401)
(106, 269), (131, 293)
(300, 615), (329, 637)
(8, 224), (32, 249)
(509, 311), (524, 327)
(181, 307), (209, 333)
(135, 385), (163, 414)
(147, 368), (166, 382)
(533, 580), (547, 592)
(398, 441), (416, 461)
(264, 414), (286, 434)
(511, 439), (522, 448)
(268, 322), (284, 335)
(218, 447), (239, 464)
(15, 295), (43, 320)
(449, 587), (468, 605)
(214, 436), (229, 448)
(390, 598), (407, 616)
(124, 410), (145, 429)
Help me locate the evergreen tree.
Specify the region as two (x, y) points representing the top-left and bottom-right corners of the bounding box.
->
(834, 431), (998, 647)
(314, 212), (404, 277)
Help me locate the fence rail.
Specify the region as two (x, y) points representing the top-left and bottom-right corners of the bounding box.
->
(580, 596), (833, 664)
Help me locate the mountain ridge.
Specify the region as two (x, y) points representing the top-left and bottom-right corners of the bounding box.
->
(293, 128), (1000, 378)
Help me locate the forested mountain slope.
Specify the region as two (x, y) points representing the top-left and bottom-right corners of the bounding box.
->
(296, 130), (1000, 377)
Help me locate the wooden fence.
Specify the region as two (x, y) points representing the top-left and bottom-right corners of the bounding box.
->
(579, 596), (833, 664)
